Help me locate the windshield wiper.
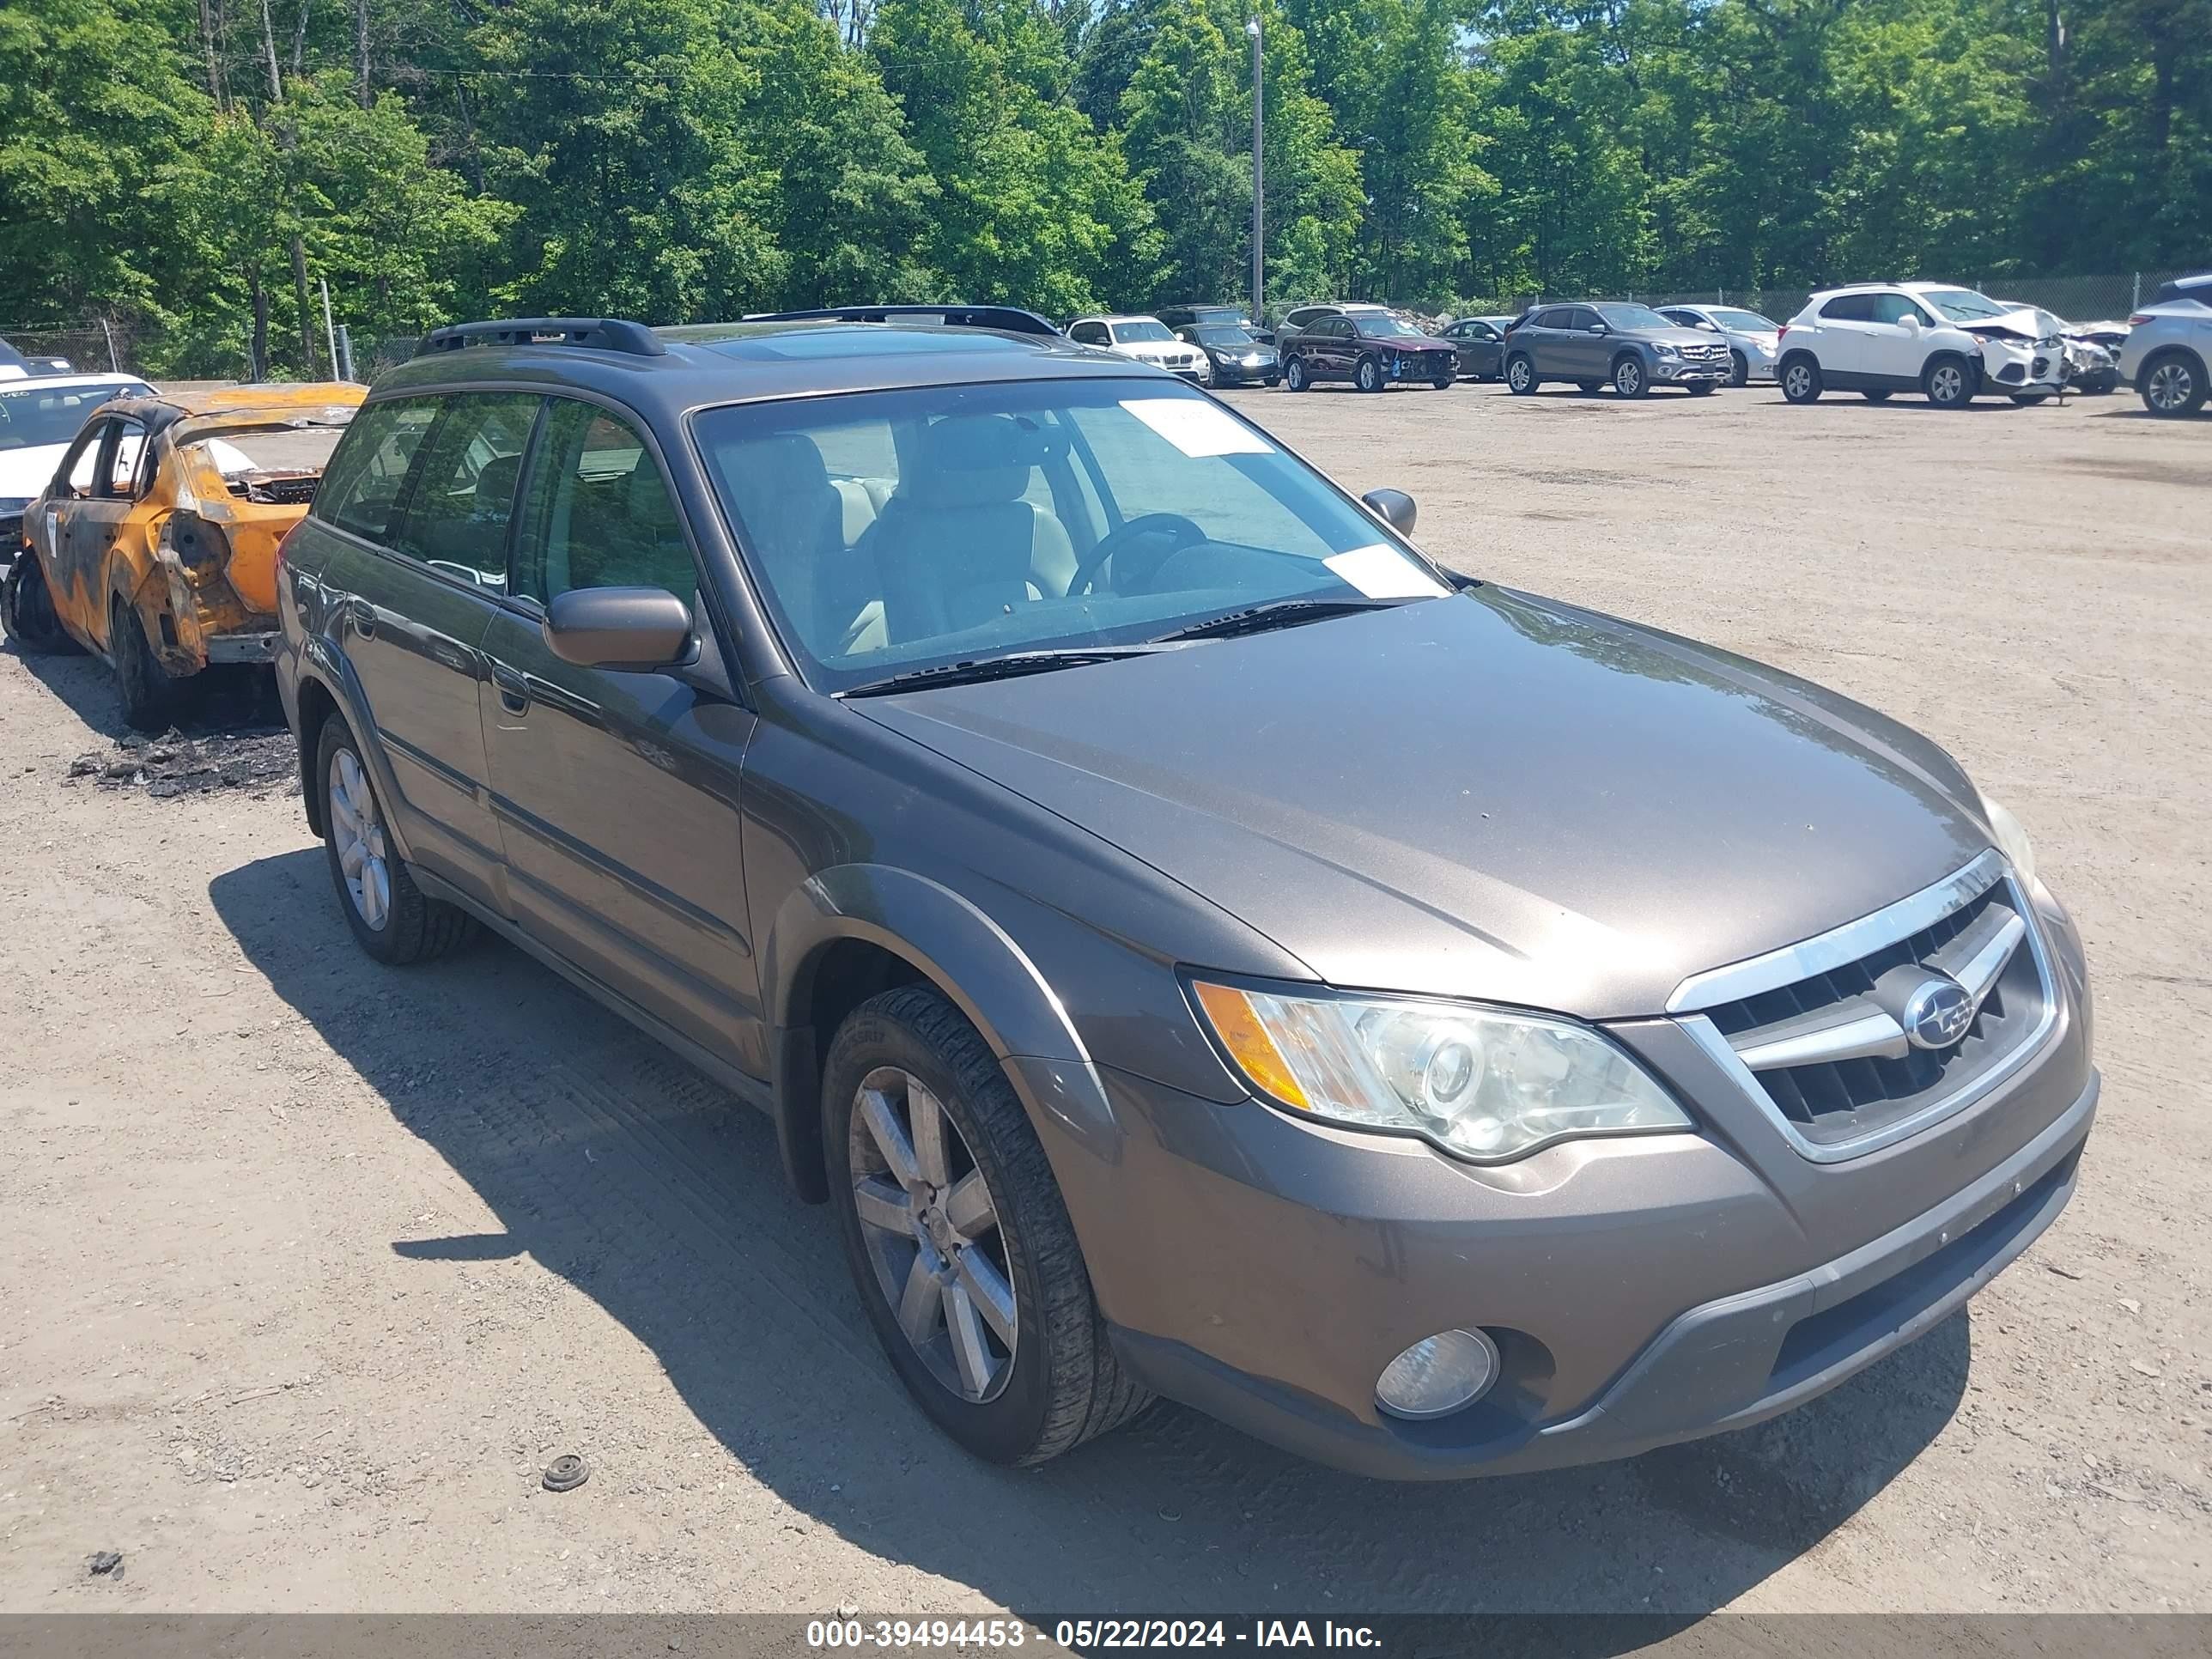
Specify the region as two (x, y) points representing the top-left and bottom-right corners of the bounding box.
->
(838, 646), (1158, 698)
(1146, 596), (1411, 644)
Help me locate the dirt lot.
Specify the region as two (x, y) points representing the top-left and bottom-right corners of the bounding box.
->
(2, 382), (2206, 1621)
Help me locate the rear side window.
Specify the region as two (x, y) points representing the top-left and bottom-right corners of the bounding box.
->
(1820, 294), (1877, 322)
(1069, 322), (1108, 345)
(99, 420), (148, 499)
(513, 398), (694, 603)
(318, 399), (439, 541)
(1530, 308), (1568, 329)
(386, 392), (541, 591)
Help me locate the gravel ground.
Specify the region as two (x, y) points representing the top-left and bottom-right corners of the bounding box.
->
(1, 380), (2206, 1623)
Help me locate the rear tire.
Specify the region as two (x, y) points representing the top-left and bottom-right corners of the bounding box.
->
(1781, 356), (1822, 404)
(1283, 356), (1310, 392)
(317, 713), (477, 965)
(2139, 350), (2206, 417)
(825, 986), (1151, 1466)
(1505, 356), (1537, 395)
(1, 554), (82, 655)
(110, 596), (187, 733)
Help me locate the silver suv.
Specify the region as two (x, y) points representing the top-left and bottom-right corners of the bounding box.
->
(2119, 272), (2210, 417)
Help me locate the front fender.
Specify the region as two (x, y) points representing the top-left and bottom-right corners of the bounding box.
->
(763, 864), (1116, 1203)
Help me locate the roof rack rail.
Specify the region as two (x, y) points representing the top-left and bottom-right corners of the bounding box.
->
(415, 318), (666, 358)
(742, 304), (1063, 338)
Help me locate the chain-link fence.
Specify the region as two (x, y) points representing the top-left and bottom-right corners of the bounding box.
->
(0, 319), (423, 386)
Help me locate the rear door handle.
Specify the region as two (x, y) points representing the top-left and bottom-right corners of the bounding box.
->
(491, 664), (530, 715)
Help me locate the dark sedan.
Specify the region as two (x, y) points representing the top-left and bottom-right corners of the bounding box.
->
(1439, 316), (1514, 381)
(1176, 323), (1280, 386)
(1279, 305), (1458, 392)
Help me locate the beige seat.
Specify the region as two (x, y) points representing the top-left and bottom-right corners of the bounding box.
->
(716, 433), (872, 655)
(866, 415), (1076, 644)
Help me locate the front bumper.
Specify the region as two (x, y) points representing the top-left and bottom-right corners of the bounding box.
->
(1655, 356), (1730, 383)
(1210, 359), (1279, 385)
(1022, 896), (2094, 1480)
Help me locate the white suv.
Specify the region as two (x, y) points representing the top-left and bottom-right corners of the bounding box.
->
(1776, 283), (2065, 409)
(1066, 315), (1208, 383)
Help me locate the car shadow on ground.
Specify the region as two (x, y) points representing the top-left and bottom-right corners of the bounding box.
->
(210, 846), (1970, 1632)
(3, 637), (286, 742)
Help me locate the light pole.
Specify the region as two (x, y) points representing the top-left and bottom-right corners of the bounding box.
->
(1248, 15), (1263, 327)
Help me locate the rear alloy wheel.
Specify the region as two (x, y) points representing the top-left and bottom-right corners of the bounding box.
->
(1, 554), (82, 654)
(1923, 356), (1975, 409)
(110, 596), (186, 732)
(1355, 356), (1385, 393)
(1613, 356), (1648, 398)
(827, 986), (1150, 1466)
(318, 713), (477, 964)
(2140, 351), (2206, 418)
(1728, 350), (1750, 388)
(1505, 356), (1537, 395)
(1283, 356), (1310, 392)
(1781, 357), (1822, 404)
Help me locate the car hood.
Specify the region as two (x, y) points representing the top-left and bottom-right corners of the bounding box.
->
(1364, 333), (1455, 351)
(853, 589), (1992, 1019)
(1641, 326), (1727, 349)
(0, 444), (65, 500)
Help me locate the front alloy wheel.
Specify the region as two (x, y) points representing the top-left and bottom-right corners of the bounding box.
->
(1613, 356), (1647, 398)
(1729, 350), (1750, 388)
(850, 1066), (1018, 1403)
(1355, 356), (1384, 393)
(1924, 357), (1974, 408)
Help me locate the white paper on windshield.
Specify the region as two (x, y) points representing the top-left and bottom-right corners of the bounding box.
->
(1120, 397), (1273, 458)
(1324, 543), (1450, 600)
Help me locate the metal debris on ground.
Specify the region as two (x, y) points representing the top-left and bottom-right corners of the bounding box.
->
(68, 726), (298, 799)
(542, 1453), (590, 1492)
(87, 1551), (123, 1577)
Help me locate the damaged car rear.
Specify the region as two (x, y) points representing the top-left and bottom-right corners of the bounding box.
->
(3, 384), (363, 729)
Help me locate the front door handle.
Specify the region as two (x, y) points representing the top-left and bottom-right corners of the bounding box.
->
(347, 599), (377, 638)
(490, 664), (530, 715)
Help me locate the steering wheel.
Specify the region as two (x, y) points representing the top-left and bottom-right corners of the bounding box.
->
(1068, 513), (1206, 597)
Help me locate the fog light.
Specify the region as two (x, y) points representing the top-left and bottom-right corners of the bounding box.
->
(1374, 1328), (1500, 1419)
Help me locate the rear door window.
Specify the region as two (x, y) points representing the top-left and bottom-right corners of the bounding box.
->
(386, 392), (542, 591)
(318, 399), (441, 542)
(1820, 294), (1877, 322)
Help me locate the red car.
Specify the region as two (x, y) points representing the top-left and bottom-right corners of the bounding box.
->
(1278, 305), (1459, 392)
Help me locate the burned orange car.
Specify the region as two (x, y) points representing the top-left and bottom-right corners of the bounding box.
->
(2, 384), (363, 729)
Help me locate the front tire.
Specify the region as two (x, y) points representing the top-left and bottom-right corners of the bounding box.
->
(1923, 355), (1976, 409)
(1, 554), (82, 655)
(1728, 350), (1750, 388)
(110, 596), (186, 732)
(1781, 356), (1822, 403)
(2140, 350), (2206, 417)
(1283, 356), (1310, 392)
(1613, 356), (1648, 398)
(1505, 355), (1538, 395)
(317, 714), (477, 964)
(1687, 381), (1717, 397)
(1355, 356), (1385, 393)
(826, 987), (1150, 1466)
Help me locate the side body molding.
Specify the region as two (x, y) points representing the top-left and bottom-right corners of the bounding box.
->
(762, 863), (1115, 1202)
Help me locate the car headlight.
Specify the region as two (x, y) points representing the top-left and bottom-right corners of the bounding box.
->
(1977, 792), (2037, 890)
(1189, 979), (1691, 1163)
(1656, 343), (1680, 358)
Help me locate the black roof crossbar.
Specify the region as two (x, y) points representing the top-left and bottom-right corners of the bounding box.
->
(743, 304), (1064, 338)
(415, 317), (667, 358)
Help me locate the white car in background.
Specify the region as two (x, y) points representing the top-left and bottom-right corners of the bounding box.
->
(2118, 271), (2210, 418)
(0, 372), (155, 565)
(1658, 303), (1784, 386)
(1066, 315), (1208, 383)
(1776, 283), (2066, 409)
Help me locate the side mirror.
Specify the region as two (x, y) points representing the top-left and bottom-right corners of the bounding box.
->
(544, 586), (694, 670)
(1588, 323), (1609, 336)
(1362, 489), (1417, 537)
(1698, 320), (1720, 331)
(1900, 313), (1922, 334)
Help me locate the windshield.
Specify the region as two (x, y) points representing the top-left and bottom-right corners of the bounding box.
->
(0, 381), (152, 453)
(1194, 325), (1259, 346)
(696, 380), (1450, 695)
(1595, 303), (1674, 331)
(1709, 308), (1777, 332)
(1111, 320), (1174, 343)
(1349, 312), (1425, 337)
(1918, 288), (2010, 323)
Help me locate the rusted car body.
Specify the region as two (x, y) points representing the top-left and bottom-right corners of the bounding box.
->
(3, 384), (363, 727)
